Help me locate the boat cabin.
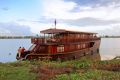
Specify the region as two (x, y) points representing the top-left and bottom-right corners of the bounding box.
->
(31, 28), (100, 54)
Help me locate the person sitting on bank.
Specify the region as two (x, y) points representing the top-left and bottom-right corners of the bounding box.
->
(18, 47), (22, 58)
(21, 47), (25, 53)
(20, 47), (26, 58)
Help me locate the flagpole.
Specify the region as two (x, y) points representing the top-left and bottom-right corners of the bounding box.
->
(55, 19), (56, 29)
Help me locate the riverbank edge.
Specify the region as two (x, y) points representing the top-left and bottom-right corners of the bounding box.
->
(0, 56), (120, 80)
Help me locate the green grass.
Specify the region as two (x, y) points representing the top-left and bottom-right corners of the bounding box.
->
(51, 59), (120, 80)
(0, 57), (120, 80)
(53, 70), (120, 80)
(0, 61), (36, 80)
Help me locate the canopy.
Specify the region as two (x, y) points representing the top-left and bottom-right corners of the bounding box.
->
(40, 28), (97, 34)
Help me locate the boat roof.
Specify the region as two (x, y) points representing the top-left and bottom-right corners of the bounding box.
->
(40, 28), (97, 34)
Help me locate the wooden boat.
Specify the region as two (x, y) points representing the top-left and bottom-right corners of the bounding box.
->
(16, 21), (101, 60)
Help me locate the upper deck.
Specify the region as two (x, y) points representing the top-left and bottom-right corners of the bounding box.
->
(40, 28), (97, 34)
(31, 28), (100, 45)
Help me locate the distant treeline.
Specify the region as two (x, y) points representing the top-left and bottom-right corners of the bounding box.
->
(100, 36), (120, 38)
(0, 36), (33, 39)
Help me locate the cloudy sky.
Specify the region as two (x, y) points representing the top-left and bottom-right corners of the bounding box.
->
(0, 0), (120, 36)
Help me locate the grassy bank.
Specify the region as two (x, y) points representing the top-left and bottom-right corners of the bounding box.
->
(0, 57), (120, 80)
(0, 61), (36, 80)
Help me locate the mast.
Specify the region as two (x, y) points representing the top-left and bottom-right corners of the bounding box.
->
(55, 19), (56, 29)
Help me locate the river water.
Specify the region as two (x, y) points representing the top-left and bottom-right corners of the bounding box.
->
(100, 38), (120, 60)
(0, 39), (31, 63)
(0, 38), (120, 62)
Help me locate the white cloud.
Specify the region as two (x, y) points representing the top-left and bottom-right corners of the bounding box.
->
(17, 20), (96, 34)
(97, 24), (120, 36)
(43, 0), (77, 19)
(43, 0), (120, 21)
(0, 22), (32, 36)
(17, 21), (55, 34)
(0, 0), (120, 36)
(8, 0), (120, 36)
(39, 0), (120, 36)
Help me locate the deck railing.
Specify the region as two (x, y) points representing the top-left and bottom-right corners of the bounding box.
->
(31, 37), (101, 44)
(31, 38), (45, 44)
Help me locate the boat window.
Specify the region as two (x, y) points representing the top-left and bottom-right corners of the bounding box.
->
(82, 34), (84, 38)
(83, 43), (86, 48)
(77, 44), (81, 49)
(77, 34), (80, 38)
(57, 45), (64, 52)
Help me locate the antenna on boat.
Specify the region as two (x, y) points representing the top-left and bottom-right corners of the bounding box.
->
(54, 19), (56, 29)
